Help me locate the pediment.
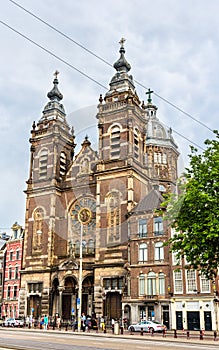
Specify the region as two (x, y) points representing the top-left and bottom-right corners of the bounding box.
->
(59, 259), (79, 270)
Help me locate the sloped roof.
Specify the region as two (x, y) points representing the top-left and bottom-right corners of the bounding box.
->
(0, 238), (6, 250)
(132, 189), (164, 214)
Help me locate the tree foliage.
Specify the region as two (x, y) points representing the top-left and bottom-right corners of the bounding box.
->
(164, 131), (219, 279)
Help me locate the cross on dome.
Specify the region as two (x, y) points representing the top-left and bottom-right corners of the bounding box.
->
(119, 37), (126, 47)
(54, 70), (59, 79)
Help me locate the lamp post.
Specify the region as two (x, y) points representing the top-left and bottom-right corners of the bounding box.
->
(77, 222), (83, 332)
(77, 207), (92, 332)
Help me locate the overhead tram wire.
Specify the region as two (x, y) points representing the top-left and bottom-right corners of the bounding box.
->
(0, 20), (107, 91)
(8, 0), (214, 135)
(0, 19), (204, 151)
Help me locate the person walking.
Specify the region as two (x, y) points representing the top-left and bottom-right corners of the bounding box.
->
(44, 315), (48, 330)
(81, 313), (86, 332)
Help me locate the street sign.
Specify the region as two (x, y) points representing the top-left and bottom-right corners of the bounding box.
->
(31, 308), (34, 312)
(77, 298), (80, 305)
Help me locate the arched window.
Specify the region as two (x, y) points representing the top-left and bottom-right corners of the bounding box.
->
(139, 243), (148, 263)
(32, 208), (44, 252)
(154, 241), (164, 261)
(110, 125), (120, 159)
(82, 240), (87, 254)
(87, 239), (95, 254)
(60, 152), (67, 177)
(158, 273), (165, 295)
(75, 241), (80, 255)
(139, 274), (145, 296)
(39, 150), (48, 178)
(147, 272), (156, 296)
(106, 191), (121, 243)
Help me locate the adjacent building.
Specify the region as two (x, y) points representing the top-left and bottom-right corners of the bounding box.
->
(1, 222), (23, 318)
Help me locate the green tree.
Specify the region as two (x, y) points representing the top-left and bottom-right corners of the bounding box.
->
(164, 131), (219, 279)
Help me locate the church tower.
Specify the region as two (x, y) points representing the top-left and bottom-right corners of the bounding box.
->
(144, 92), (179, 192)
(94, 40), (150, 318)
(20, 72), (76, 317)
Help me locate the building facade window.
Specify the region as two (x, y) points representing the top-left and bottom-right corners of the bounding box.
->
(60, 151), (67, 177)
(39, 149), (48, 178)
(103, 277), (123, 290)
(139, 243), (148, 263)
(139, 219), (147, 238)
(87, 239), (95, 254)
(110, 125), (120, 159)
(147, 272), (156, 296)
(174, 270), (183, 294)
(13, 285), (18, 299)
(28, 282), (43, 294)
(154, 241), (164, 261)
(200, 274), (210, 293)
(139, 274), (145, 296)
(154, 217), (163, 236)
(75, 241), (80, 255)
(14, 266), (19, 280)
(16, 250), (20, 260)
(158, 273), (165, 295)
(186, 270), (197, 293)
(134, 128), (139, 159)
(32, 207), (44, 252)
(9, 251), (13, 261)
(106, 191), (121, 243)
(7, 286), (11, 299)
(8, 267), (12, 280)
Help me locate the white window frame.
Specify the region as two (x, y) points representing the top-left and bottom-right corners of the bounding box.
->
(174, 270), (183, 294)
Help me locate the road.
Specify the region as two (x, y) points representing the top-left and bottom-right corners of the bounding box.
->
(0, 329), (218, 350)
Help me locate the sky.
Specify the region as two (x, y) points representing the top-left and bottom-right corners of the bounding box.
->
(0, 0), (218, 231)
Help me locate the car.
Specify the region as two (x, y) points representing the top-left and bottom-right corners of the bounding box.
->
(128, 320), (166, 333)
(3, 317), (24, 327)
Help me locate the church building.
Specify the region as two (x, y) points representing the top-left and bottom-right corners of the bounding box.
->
(19, 40), (179, 326)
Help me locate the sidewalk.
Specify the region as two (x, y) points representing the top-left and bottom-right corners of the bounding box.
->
(1, 326), (219, 346)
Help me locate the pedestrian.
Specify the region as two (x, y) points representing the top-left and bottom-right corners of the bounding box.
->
(44, 315), (48, 330)
(81, 313), (86, 332)
(57, 316), (61, 330)
(100, 316), (105, 331)
(40, 316), (44, 329)
(111, 318), (115, 333)
(25, 315), (29, 328)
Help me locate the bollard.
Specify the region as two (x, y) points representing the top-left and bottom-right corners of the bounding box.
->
(187, 331), (190, 339)
(120, 326), (123, 335)
(200, 330), (203, 340)
(162, 329), (166, 337)
(214, 330), (217, 341)
(65, 323), (68, 331)
(174, 329), (177, 338)
(151, 328), (154, 336)
(140, 327), (144, 336)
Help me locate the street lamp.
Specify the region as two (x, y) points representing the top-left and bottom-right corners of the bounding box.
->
(77, 207), (92, 332)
